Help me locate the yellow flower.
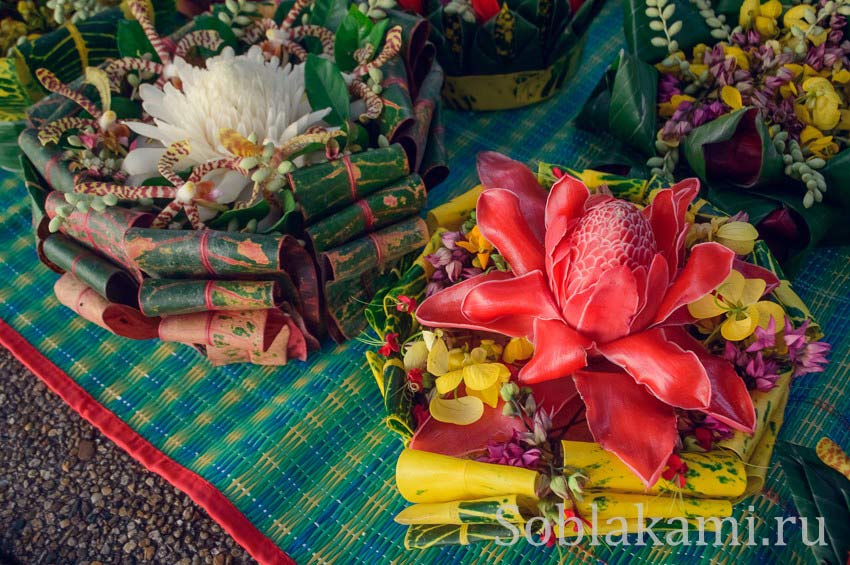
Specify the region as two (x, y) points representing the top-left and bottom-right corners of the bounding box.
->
(803, 77), (843, 131)
(739, 0), (782, 37)
(434, 347), (511, 409)
(502, 337), (534, 364)
(723, 46), (751, 70)
(833, 68), (850, 84)
(808, 135), (840, 159)
(838, 110), (850, 131)
(659, 94), (696, 118)
(687, 270), (786, 341)
(783, 4), (816, 32)
(715, 221), (759, 255)
(455, 225), (494, 269)
(721, 85), (744, 110)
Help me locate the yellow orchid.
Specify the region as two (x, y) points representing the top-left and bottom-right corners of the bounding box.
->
(687, 270), (786, 341)
(455, 225), (494, 269)
(502, 337), (534, 364)
(801, 125), (840, 158)
(802, 77), (843, 131)
(424, 336), (511, 425)
(659, 94), (696, 118)
(739, 0), (782, 37)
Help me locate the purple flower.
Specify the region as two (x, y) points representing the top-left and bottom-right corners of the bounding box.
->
(426, 247), (452, 268)
(478, 430), (542, 470)
(746, 317), (777, 352)
(441, 231), (461, 250)
(784, 319), (830, 377)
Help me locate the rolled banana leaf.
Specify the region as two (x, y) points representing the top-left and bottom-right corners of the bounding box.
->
(54, 273), (159, 339)
(395, 449), (541, 503)
(404, 523), (519, 549)
(378, 57), (416, 141)
(158, 307), (307, 365)
(385, 9), (433, 98)
(43, 233), (139, 307)
(305, 173), (427, 253)
(45, 191), (154, 276)
(320, 216), (429, 282)
(395, 494), (530, 525)
(418, 100), (449, 189)
(561, 441), (747, 499)
(289, 144), (410, 222)
(138, 279), (283, 317)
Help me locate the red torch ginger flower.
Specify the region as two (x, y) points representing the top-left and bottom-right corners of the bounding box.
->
(417, 152), (759, 486)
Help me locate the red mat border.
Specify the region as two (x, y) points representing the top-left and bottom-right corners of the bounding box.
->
(0, 318), (295, 565)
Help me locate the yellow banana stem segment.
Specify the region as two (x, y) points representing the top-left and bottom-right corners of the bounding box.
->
(425, 185), (484, 233)
(575, 492), (733, 521)
(396, 449), (540, 503)
(562, 441), (747, 499)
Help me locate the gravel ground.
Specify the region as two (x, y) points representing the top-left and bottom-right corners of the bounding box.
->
(0, 349), (257, 565)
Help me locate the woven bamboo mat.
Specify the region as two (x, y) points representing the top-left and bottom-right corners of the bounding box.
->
(0, 1), (847, 562)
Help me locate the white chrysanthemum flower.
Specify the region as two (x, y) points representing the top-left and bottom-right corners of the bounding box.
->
(122, 46), (330, 210)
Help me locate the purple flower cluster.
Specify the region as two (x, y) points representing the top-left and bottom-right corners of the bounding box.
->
(723, 317), (830, 392)
(425, 231), (483, 297)
(478, 430), (542, 469)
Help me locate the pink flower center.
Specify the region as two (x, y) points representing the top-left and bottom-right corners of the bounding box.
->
(565, 200), (657, 295)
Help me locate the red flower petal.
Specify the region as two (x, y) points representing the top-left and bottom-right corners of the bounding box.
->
(572, 369), (679, 487)
(732, 258), (780, 296)
(410, 403), (524, 457)
(462, 270), (561, 325)
(653, 242), (735, 326)
(644, 179), (699, 272)
(630, 253), (670, 331)
(518, 318), (592, 384)
(476, 152), (547, 242)
(544, 174), (590, 304)
(597, 328), (711, 410)
(561, 265), (640, 343)
(477, 189), (545, 275)
(416, 271), (534, 337)
(664, 327), (756, 432)
(471, 0), (500, 22)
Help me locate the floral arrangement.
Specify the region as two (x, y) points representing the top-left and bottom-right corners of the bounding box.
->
(365, 152), (829, 549)
(393, 0), (604, 110)
(579, 0), (850, 266)
(17, 0), (448, 365)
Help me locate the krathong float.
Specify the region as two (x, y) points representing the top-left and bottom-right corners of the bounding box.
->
(579, 0), (850, 266)
(19, 0), (448, 366)
(393, 0), (605, 110)
(365, 152), (829, 549)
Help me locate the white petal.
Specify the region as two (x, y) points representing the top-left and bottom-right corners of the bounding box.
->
(122, 147), (166, 176)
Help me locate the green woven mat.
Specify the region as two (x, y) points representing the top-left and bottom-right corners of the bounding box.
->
(1, 1), (848, 562)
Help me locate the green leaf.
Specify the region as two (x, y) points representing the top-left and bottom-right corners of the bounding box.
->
(110, 96), (142, 120)
(207, 200), (270, 230)
(365, 19), (389, 56)
(821, 148), (850, 211)
(117, 20), (161, 62)
(304, 54), (350, 129)
(0, 121), (25, 173)
(623, 0), (715, 64)
(681, 108), (783, 189)
(608, 50), (658, 157)
(310, 0), (350, 30)
(334, 9), (367, 72)
(273, 0), (296, 24)
(192, 14), (239, 48)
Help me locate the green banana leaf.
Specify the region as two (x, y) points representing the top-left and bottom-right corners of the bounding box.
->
(607, 50), (658, 158)
(623, 0), (714, 64)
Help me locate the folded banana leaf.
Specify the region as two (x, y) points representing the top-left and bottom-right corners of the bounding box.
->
(777, 441), (850, 565)
(305, 173), (427, 253)
(395, 495), (530, 525)
(54, 272), (159, 339)
(158, 308), (308, 365)
(378, 56), (416, 141)
(138, 279), (284, 317)
(575, 492), (733, 520)
(396, 64), (444, 173)
(43, 233), (139, 307)
(19, 127), (79, 195)
(386, 9), (434, 99)
(368, 357), (418, 441)
(404, 523), (519, 549)
(418, 100), (449, 188)
(45, 191), (154, 276)
(123, 227), (319, 332)
(288, 144), (410, 222)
